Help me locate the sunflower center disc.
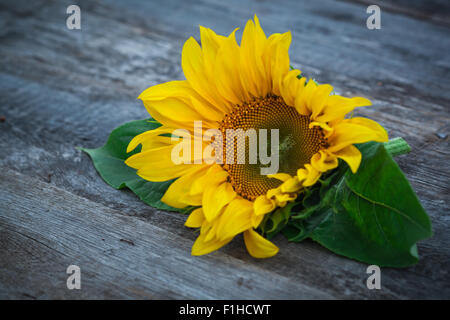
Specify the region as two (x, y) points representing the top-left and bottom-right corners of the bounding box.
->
(218, 95), (327, 200)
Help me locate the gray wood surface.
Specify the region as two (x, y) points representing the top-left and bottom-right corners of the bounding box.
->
(0, 0), (449, 299)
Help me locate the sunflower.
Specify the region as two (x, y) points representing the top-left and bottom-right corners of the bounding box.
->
(125, 16), (388, 258)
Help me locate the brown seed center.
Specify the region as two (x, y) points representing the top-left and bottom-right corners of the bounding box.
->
(218, 95), (327, 200)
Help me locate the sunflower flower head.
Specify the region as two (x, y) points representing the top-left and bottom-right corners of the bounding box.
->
(125, 16), (388, 258)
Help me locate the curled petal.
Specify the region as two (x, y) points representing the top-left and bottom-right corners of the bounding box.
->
(267, 172), (292, 182)
(310, 150), (339, 172)
(280, 176), (302, 193)
(298, 164), (321, 187)
(185, 208), (205, 228)
(254, 195), (276, 216)
(334, 144), (362, 173)
(191, 232), (233, 256)
(244, 229), (279, 258)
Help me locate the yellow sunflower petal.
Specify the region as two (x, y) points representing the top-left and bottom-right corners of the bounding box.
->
(348, 117), (389, 138)
(315, 96), (371, 123)
(252, 214), (265, 228)
(191, 232), (233, 256)
(125, 146), (192, 182)
(199, 26), (226, 76)
(280, 69), (302, 106)
(205, 220), (220, 242)
(182, 37), (231, 113)
(200, 219), (212, 235)
(244, 229), (279, 258)
(294, 77), (316, 115)
(185, 208), (205, 228)
(202, 170), (237, 222)
(189, 94), (225, 123)
(273, 192), (297, 207)
(161, 165), (210, 208)
(334, 144), (362, 173)
(267, 32), (291, 96)
(280, 176), (302, 193)
(267, 172), (292, 182)
(266, 187), (281, 200)
(216, 199), (253, 241)
(310, 84), (334, 119)
(214, 30), (245, 105)
(328, 117), (389, 152)
(253, 15), (271, 96)
(254, 195), (276, 216)
(127, 126), (174, 153)
(139, 81), (204, 127)
(310, 150), (339, 172)
(190, 164), (222, 195)
(136, 165), (192, 182)
(298, 164), (321, 187)
(239, 16), (269, 98)
(309, 121), (334, 138)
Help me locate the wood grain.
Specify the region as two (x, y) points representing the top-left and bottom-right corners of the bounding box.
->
(0, 0), (449, 299)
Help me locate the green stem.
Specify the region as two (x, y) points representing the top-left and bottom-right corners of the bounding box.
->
(384, 137), (411, 157)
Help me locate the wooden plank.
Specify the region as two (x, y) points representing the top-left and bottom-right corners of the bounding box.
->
(0, 168), (334, 299)
(0, 0), (449, 299)
(343, 0), (450, 27)
(1, 167), (449, 299)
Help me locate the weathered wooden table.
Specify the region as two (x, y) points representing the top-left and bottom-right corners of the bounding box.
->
(0, 0), (449, 299)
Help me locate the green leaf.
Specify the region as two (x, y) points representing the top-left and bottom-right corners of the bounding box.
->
(81, 119), (192, 214)
(285, 142), (432, 267)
